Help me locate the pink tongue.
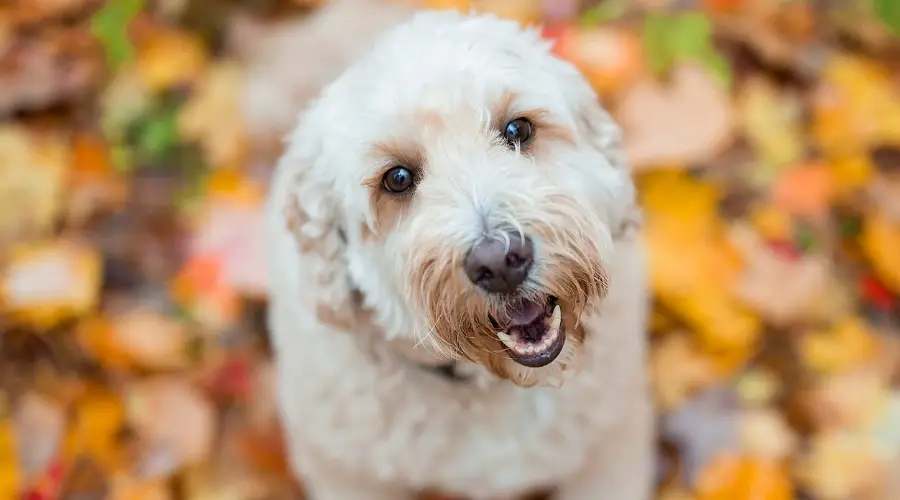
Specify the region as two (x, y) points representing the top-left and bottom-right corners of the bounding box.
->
(507, 300), (545, 326)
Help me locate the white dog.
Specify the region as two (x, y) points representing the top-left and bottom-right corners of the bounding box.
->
(265, 9), (652, 500)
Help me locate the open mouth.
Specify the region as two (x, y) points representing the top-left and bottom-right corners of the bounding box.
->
(490, 296), (565, 368)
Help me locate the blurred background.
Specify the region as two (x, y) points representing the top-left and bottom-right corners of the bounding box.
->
(1, 0), (900, 498)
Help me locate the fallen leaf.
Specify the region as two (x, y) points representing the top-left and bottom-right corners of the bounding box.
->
(800, 317), (881, 375)
(807, 366), (892, 430)
(178, 61), (247, 169)
(135, 27), (207, 93)
(860, 210), (900, 293)
(0, 417), (20, 497)
(737, 408), (797, 460)
(0, 240), (102, 330)
(651, 333), (719, 411)
(127, 376), (216, 474)
(0, 125), (69, 242)
(473, 0), (542, 27)
(694, 453), (793, 500)
(797, 430), (885, 500)
(731, 223), (830, 327)
(556, 26), (644, 96)
(770, 162), (836, 218)
(13, 393), (65, 484)
(63, 387), (126, 473)
(737, 77), (804, 176)
(620, 65), (736, 169)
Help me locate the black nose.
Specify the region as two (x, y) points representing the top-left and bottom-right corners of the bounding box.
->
(463, 233), (534, 293)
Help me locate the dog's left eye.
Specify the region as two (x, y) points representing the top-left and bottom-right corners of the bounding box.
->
(503, 118), (534, 149)
(382, 166), (415, 193)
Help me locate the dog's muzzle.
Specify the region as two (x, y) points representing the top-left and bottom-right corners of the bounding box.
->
(463, 232), (566, 368)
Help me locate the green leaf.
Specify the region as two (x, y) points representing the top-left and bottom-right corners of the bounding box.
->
(579, 0), (628, 27)
(136, 106), (180, 160)
(90, 0), (145, 71)
(875, 0), (900, 36)
(641, 13), (674, 78)
(640, 11), (732, 87)
(667, 12), (713, 60)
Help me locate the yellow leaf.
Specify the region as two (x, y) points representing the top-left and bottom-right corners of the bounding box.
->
(828, 153), (874, 197)
(748, 205), (794, 242)
(651, 333), (719, 411)
(812, 54), (900, 156)
(801, 317), (881, 374)
(860, 211), (900, 293)
(136, 28), (207, 93)
(0, 419), (21, 498)
(64, 388), (126, 474)
(0, 240), (102, 330)
(178, 62), (248, 169)
(738, 77), (804, 172)
(0, 125), (69, 242)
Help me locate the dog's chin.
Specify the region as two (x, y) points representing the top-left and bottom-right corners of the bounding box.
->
(489, 295), (567, 368)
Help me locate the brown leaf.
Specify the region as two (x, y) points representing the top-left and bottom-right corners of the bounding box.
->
(619, 65), (736, 169)
(127, 377), (216, 476)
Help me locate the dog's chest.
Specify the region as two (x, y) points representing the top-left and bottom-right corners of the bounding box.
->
(274, 331), (617, 496)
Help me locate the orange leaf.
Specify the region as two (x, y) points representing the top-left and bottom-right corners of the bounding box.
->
(770, 162), (835, 217)
(695, 453), (793, 500)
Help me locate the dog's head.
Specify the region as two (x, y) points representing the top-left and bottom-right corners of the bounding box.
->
(278, 11), (635, 387)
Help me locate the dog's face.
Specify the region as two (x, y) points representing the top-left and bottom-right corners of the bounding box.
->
(281, 11), (635, 387)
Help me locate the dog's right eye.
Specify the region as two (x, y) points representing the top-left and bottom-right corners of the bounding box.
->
(382, 166), (415, 193)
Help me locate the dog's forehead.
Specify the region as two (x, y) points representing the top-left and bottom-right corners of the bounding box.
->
(331, 12), (565, 137)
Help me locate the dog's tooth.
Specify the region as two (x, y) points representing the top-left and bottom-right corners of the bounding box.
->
(547, 304), (562, 339)
(496, 331), (516, 350)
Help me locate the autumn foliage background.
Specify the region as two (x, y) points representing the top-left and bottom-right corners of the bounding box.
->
(2, 0), (900, 498)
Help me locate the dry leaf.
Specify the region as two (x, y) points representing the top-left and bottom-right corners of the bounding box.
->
(860, 210), (900, 293)
(178, 62), (248, 169)
(0, 240), (102, 330)
(797, 431), (885, 500)
(737, 408), (797, 460)
(555, 27), (644, 96)
(127, 377), (216, 474)
(737, 77), (804, 174)
(694, 453), (793, 500)
(620, 64), (736, 169)
(806, 368), (891, 430)
(13, 393), (65, 482)
(135, 27), (208, 93)
(800, 317), (881, 375)
(731, 223), (829, 326)
(651, 333), (719, 411)
(0, 125), (69, 242)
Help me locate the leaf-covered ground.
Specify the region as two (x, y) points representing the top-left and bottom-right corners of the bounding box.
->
(2, 0), (900, 498)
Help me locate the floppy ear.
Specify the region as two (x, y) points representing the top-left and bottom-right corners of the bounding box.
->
(548, 55), (639, 234)
(274, 106), (361, 331)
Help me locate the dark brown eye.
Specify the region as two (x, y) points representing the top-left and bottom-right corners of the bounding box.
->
(503, 118), (533, 149)
(382, 166), (415, 193)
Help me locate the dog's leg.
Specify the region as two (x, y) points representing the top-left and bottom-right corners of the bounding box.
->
(554, 398), (655, 500)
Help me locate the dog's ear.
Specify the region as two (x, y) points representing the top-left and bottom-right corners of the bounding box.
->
(548, 55), (637, 232)
(275, 105), (360, 331)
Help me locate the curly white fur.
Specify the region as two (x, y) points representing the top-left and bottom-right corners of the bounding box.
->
(266, 9), (653, 499)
